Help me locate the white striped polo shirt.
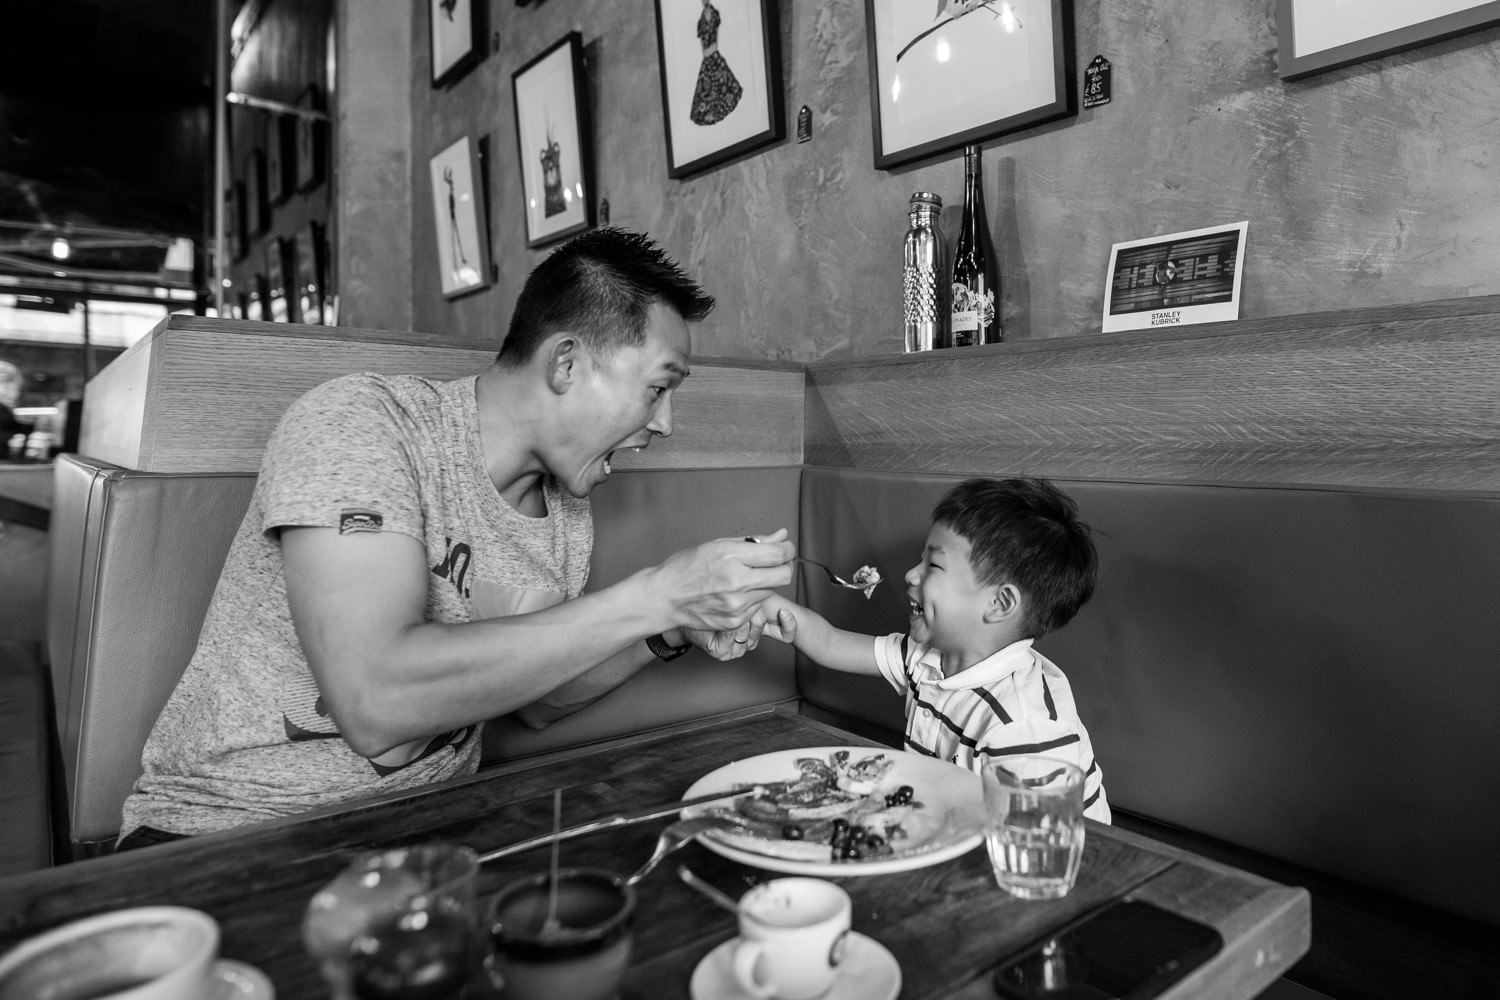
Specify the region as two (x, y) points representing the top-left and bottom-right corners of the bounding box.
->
(873, 634), (1111, 823)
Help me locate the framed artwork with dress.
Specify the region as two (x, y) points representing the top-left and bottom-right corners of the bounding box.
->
(653, 0), (784, 179)
(864, 0), (1076, 169)
(511, 32), (594, 247)
(428, 134), (493, 298)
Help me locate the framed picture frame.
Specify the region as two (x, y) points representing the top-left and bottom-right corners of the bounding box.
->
(428, 134), (493, 298)
(864, 0), (1076, 169)
(1101, 221), (1248, 334)
(264, 237), (290, 323)
(1276, 0), (1500, 79)
(653, 0), (785, 179)
(293, 223), (324, 325)
(266, 113), (292, 205)
(430, 0), (481, 87)
(512, 32), (594, 248)
(295, 85), (327, 192)
(243, 149), (268, 237)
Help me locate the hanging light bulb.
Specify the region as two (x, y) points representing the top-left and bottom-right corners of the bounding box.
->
(51, 237), (70, 260)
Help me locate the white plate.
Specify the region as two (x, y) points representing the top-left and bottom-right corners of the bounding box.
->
(210, 959), (275, 999)
(690, 931), (900, 1000)
(681, 746), (983, 877)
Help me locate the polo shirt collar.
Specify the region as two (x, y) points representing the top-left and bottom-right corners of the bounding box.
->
(932, 638), (1036, 691)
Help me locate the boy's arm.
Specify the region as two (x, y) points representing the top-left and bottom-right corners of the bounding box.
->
(761, 592), (879, 676)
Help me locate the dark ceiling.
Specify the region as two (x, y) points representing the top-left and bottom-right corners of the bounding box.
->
(0, 0), (216, 293)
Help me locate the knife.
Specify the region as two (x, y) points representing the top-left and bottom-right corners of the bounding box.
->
(477, 785), (763, 864)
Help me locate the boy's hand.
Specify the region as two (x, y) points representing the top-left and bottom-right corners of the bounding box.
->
(759, 593), (799, 645)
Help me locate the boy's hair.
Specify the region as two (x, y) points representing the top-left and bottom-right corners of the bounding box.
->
(497, 227), (715, 365)
(932, 477), (1098, 638)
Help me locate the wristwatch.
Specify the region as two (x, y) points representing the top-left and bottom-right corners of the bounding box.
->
(646, 632), (691, 661)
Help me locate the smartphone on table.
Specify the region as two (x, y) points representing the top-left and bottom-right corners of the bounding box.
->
(990, 898), (1224, 1000)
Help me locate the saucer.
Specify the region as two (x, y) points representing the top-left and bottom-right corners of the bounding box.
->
(210, 959), (275, 999)
(689, 931), (900, 1000)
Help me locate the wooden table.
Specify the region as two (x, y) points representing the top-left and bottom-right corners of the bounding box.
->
(0, 707), (1308, 999)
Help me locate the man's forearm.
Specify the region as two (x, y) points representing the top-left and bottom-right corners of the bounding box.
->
(512, 638), (658, 729)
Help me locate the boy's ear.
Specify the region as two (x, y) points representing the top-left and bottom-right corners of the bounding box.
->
(543, 334), (581, 395)
(985, 583), (1022, 624)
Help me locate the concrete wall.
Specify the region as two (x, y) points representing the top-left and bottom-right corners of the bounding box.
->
(396, 0), (1500, 362)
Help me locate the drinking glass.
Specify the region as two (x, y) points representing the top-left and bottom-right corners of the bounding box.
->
(981, 756), (1086, 900)
(302, 842), (480, 1000)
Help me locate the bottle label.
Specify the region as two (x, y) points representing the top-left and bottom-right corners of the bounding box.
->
(951, 283), (994, 329)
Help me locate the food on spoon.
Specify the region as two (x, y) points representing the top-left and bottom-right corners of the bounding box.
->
(851, 565), (881, 599)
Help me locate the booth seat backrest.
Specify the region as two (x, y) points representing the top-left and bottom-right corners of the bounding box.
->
(796, 467), (1500, 930)
(46, 455), (800, 851)
(46, 454), (256, 852)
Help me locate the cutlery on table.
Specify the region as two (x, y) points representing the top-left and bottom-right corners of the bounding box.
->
(625, 815), (746, 886)
(478, 786), (763, 865)
(677, 865), (742, 916)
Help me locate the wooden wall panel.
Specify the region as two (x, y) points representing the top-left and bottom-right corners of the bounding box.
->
(81, 317), (802, 474)
(804, 296), (1500, 492)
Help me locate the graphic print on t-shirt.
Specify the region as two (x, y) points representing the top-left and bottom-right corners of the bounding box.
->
(432, 536), (474, 598)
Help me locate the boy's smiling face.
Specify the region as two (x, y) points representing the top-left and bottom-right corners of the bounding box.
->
(904, 522), (996, 656)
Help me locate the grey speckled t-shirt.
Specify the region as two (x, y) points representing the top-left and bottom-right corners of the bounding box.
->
(121, 373), (591, 836)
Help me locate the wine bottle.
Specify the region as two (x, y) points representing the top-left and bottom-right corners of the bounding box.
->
(902, 191), (946, 352)
(950, 145), (1001, 346)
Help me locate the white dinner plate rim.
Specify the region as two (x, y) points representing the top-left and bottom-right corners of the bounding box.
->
(680, 745), (983, 877)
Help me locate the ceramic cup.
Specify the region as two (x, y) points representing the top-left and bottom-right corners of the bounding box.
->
(0, 906), (219, 1000)
(732, 877), (852, 1000)
(487, 867), (636, 1000)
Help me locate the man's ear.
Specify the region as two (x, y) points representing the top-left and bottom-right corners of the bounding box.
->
(543, 334), (581, 395)
(984, 583), (1021, 624)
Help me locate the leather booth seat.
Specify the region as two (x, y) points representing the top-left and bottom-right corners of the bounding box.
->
(795, 467), (1500, 932)
(43, 454), (799, 856)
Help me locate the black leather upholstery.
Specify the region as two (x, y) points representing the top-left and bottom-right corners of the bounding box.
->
(797, 467), (1500, 929)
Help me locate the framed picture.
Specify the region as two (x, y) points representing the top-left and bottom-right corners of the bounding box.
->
(653, 0), (785, 179)
(512, 32), (594, 248)
(1101, 222), (1248, 334)
(430, 0), (481, 87)
(243, 149), (268, 236)
(1276, 0), (1500, 78)
(266, 113), (292, 205)
(293, 224), (324, 325)
(864, 0), (1076, 169)
(223, 185), (243, 262)
(428, 134), (493, 298)
(264, 237), (290, 323)
(295, 85), (327, 192)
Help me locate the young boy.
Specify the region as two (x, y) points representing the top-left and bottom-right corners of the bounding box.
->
(764, 477), (1110, 822)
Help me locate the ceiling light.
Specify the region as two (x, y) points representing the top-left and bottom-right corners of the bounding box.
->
(51, 237), (70, 260)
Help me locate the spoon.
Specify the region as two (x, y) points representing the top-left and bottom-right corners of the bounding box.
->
(540, 788), (563, 936)
(676, 865), (742, 917)
(742, 537), (881, 597)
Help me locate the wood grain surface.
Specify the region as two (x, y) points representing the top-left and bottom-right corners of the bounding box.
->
(0, 708), (1307, 1000)
(79, 316), (804, 473)
(804, 295), (1500, 492)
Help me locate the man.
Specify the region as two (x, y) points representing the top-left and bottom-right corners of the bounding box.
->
(118, 228), (794, 845)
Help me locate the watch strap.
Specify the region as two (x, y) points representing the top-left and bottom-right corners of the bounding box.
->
(646, 632), (691, 661)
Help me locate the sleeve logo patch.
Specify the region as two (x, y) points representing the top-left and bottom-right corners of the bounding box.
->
(339, 509), (384, 534)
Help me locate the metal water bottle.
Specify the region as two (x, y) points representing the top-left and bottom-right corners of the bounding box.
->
(902, 191), (946, 352)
